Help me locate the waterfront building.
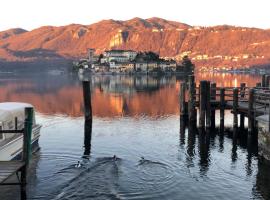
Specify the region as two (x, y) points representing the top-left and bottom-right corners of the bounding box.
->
(135, 62), (148, 72)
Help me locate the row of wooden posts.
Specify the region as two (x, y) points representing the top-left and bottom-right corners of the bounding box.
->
(179, 75), (270, 137)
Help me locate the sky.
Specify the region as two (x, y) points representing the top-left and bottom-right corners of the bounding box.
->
(1, 0), (269, 31)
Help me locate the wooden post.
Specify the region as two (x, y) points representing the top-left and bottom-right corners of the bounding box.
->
(240, 83), (246, 130)
(82, 81), (92, 158)
(269, 99), (270, 133)
(21, 107), (34, 199)
(180, 82), (187, 139)
(15, 117), (18, 130)
(22, 108), (33, 166)
(180, 82), (187, 119)
(210, 83), (216, 129)
(248, 89), (255, 136)
(266, 75), (270, 88)
(188, 75), (196, 126)
(206, 81), (211, 130)
(233, 88), (239, 136)
(220, 88), (225, 133)
(262, 74), (267, 88)
(83, 81), (92, 122)
(199, 81), (207, 129)
(256, 83), (261, 88)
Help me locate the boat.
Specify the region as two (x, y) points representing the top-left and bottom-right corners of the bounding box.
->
(0, 102), (42, 161)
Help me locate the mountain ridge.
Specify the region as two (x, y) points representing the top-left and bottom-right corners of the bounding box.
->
(1, 17), (270, 69)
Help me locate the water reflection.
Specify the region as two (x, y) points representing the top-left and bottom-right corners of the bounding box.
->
(1, 72), (269, 200)
(256, 160), (270, 199)
(0, 73), (261, 117)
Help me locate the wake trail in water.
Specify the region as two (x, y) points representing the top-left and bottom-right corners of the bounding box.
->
(51, 157), (122, 200)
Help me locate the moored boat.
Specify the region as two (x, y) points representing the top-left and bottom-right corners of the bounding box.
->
(0, 102), (41, 161)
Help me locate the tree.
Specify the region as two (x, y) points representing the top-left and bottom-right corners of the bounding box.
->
(98, 54), (104, 62)
(182, 55), (195, 72)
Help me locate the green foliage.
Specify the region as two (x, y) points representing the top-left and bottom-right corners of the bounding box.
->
(135, 51), (160, 62)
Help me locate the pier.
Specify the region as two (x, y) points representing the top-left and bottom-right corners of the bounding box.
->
(0, 107), (33, 200)
(180, 74), (270, 161)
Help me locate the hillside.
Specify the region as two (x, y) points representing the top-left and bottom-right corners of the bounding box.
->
(0, 17), (270, 69)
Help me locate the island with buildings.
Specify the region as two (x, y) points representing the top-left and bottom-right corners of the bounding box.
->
(73, 49), (194, 75)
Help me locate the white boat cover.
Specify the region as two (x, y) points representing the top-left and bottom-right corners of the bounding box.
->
(0, 102), (35, 129)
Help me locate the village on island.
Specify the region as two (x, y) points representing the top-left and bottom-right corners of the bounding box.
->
(73, 49), (194, 74)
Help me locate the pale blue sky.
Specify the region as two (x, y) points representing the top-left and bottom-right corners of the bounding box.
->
(1, 0), (269, 31)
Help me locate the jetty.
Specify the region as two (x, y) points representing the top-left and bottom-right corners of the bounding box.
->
(180, 74), (270, 161)
(0, 107), (33, 200)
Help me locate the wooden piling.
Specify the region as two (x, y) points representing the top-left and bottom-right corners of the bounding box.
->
(82, 81), (93, 157)
(188, 75), (196, 126)
(248, 89), (255, 136)
(82, 81), (92, 122)
(206, 81), (211, 130)
(199, 81), (207, 129)
(180, 82), (187, 118)
(262, 74), (267, 87)
(256, 82), (261, 88)
(21, 107), (34, 199)
(210, 83), (216, 129)
(220, 88), (225, 133)
(269, 99), (270, 133)
(240, 83), (246, 130)
(266, 75), (270, 88)
(233, 88), (239, 136)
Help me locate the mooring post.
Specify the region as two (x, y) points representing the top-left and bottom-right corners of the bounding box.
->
(256, 82), (261, 88)
(82, 81), (93, 157)
(188, 75), (196, 126)
(199, 81), (207, 130)
(206, 81), (211, 130)
(220, 88), (225, 133)
(180, 82), (187, 118)
(248, 88), (255, 137)
(21, 107), (34, 199)
(210, 83), (216, 130)
(262, 74), (267, 88)
(269, 99), (270, 133)
(233, 88), (239, 136)
(240, 83), (246, 130)
(83, 81), (92, 122)
(266, 75), (270, 88)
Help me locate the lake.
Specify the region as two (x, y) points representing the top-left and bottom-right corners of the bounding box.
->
(0, 72), (270, 200)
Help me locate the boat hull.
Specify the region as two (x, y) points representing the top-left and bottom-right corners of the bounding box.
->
(0, 125), (41, 161)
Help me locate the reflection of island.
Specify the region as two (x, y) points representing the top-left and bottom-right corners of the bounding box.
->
(0, 73), (261, 117)
(91, 75), (176, 95)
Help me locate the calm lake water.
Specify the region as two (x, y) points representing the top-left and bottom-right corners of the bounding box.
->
(0, 72), (270, 200)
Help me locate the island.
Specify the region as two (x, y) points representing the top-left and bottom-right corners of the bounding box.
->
(73, 49), (194, 75)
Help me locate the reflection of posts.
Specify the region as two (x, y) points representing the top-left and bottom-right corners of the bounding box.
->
(255, 160), (270, 199)
(198, 131), (210, 175)
(82, 81), (92, 158)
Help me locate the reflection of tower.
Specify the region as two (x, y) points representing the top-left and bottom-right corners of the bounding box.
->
(122, 97), (129, 116)
(88, 48), (95, 64)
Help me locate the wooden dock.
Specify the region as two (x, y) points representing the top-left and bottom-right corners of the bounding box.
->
(0, 107), (34, 200)
(180, 75), (270, 160)
(180, 74), (270, 161)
